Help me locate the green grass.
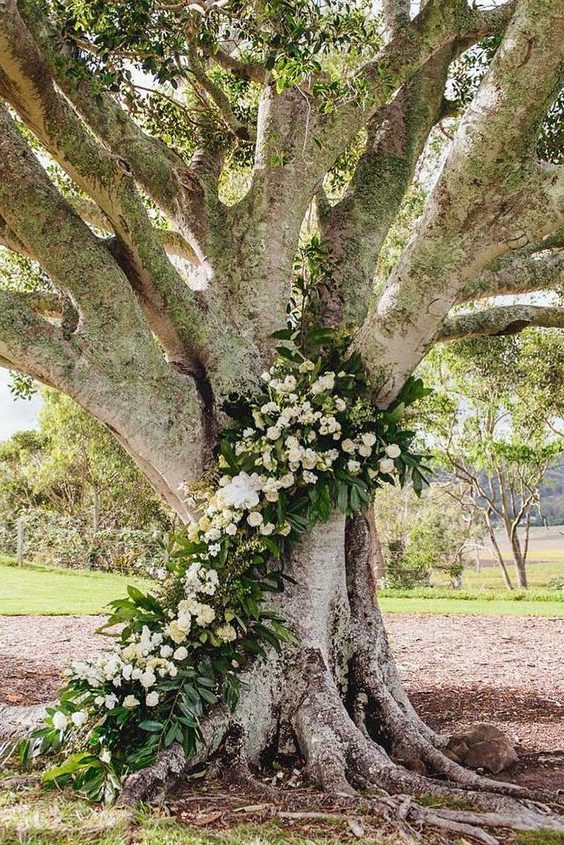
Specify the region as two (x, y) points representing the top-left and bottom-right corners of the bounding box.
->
(378, 596), (564, 616)
(438, 559), (564, 591)
(0, 558), (151, 616)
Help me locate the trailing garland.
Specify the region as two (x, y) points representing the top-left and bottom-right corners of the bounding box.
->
(20, 329), (429, 802)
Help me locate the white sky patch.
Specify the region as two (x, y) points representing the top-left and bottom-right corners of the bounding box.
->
(0, 369), (42, 441)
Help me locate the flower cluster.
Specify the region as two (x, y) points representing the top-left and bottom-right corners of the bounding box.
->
(23, 333), (427, 802)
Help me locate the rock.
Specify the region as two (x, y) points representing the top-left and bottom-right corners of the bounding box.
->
(446, 723), (518, 774)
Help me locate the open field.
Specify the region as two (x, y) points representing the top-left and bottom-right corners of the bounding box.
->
(2, 556), (563, 616)
(0, 559), (151, 616)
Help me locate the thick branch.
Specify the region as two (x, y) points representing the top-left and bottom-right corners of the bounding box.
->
(0, 289), (79, 386)
(68, 197), (199, 265)
(460, 239), (564, 301)
(357, 0), (564, 405)
(0, 2), (210, 371)
(437, 305), (564, 341)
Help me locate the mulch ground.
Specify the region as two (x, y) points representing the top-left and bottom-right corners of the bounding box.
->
(1, 612), (563, 840)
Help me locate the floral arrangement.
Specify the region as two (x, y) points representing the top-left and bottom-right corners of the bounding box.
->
(20, 329), (428, 802)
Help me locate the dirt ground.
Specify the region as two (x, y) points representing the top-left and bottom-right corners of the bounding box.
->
(1, 613), (563, 793)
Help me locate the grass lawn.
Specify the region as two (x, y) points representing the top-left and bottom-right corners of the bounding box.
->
(437, 559), (564, 591)
(0, 557), (151, 616)
(378, 595), (564, 616)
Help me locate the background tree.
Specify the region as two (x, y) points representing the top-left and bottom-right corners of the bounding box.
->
(0, 389), (173, 570)
(374, 482), (482, 588)
(421, 331), (564, 589)
(1, 0), (564, 835)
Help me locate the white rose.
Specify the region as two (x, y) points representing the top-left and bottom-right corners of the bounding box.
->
(52, 711), (68, 731)
(280, 473), (294, 488)
(260, 522), (275, 535)
(247, 510), (264, 527)
(287, 447), (302, 463)
(140, 670), (157, 689)
(386, 443), (401, 458)
(123, 695), (140, 709)
(166, 621), (188, 644)
(145, 691), (160, 708)
(160, 645), (173, 658)
(173, 646), (188, 661)
(347, 460), (361, 475)
(104, 694), (118, 710)
(266, 426), (281, 440)
(379, 458), (395, 474)
(341, 439), (356, 454)
(94, 696), (104, 706)
(362, 432), (377, 447)
(71, 710), (88, 727)
(358, 444), (372, 457)
(225, 523), (237, 535)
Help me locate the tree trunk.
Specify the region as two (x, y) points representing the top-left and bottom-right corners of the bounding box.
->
(484, 513), (513, 590)
(115, 513), (534, 807)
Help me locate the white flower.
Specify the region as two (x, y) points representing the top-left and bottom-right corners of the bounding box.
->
(247, 511), (263, 527)
(100, 749), (111, 764)
(386, 443), (401, 459)
(287, 447), (303, 463)
(302, 449), (318, 470)
(123, 695), (140, 709)
(217, 472), (262, 510)
(266, 425), (282, 440)
(285, 435), (300, 450)
(261, 371), (271, 381)
(174, 646), (188, 661)
(208, 543), (221, 557)
(94, 696), (104, 706)
(243, 427), (254, 437)
(205, 527), (221, 542)
(252, 410), (265, 430)
(335, 397), (346, 411)
(160, 645), (173, 658)
(71, 710), (88, 727)
(260, 522), (275, 535)
(280, 473), (294, 488)
(261, 402), (279, 414)
(358, 444), (372, 458)
(347, 460), (361, 475)
(104, 694), (118, 710)
(379, 458), (395, 474)
(341, 439), (356, 454)
(140, 670), (157, 689)
(53, 711), (68, 731)
(194, 603), (215, 627)
(303, 471), (317, 484)
(279, 523), (291, 536)
(166, 621), (188, 643)
(145, 691), (160, 708)
(225, 523), (237, 535)
(362, 432), (377, 447)
(215, 623), (237, 643)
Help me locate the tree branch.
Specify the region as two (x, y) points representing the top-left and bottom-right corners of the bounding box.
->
(67, 197), (199, 265)
(357, 0), (564, 405)
(437, 305), (564, 341)
(0, 2), (211, 371)
(460, 236), (564, 301)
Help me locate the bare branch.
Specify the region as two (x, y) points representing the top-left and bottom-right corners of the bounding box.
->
(0, 288), (80, 387)
(68, 197), (199, 265)
(437, 305), (564, 341)
(357, 0), (564, 405)
(460, 236), (564, 301)
(207, 45), (265, 84)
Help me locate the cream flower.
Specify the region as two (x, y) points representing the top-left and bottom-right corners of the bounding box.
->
(379, 458), (395, 474)
(247, 511), (264, 527)
(146, 691), (160, 707)
(123, 695), (140, 709)
(386, 443), (401, 458)
(53, 711), (68, 730)
(71, 710), (88, 727)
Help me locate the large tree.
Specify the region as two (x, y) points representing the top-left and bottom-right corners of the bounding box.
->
(1, 0), (564, 837)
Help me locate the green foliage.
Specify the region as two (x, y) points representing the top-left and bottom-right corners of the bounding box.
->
(0, 390), (173, 572)
(374, 484), (480, 589)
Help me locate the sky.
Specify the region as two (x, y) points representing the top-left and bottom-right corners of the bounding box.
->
(0, 369), (42, 441)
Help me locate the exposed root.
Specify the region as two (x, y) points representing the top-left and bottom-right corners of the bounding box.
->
(116, 742), (187, 808)
(0, 703), (51, 740)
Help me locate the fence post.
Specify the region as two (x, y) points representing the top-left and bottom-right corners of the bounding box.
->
(16, 514), (24, 565)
